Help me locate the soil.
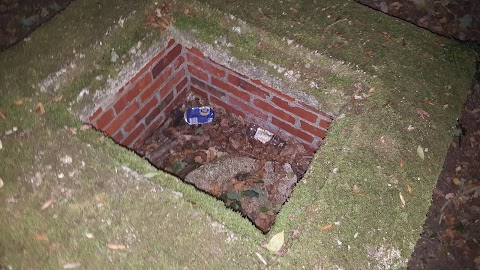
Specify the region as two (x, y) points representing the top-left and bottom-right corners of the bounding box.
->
(136, 93), (315, 232)
(1, 0), (479, 267)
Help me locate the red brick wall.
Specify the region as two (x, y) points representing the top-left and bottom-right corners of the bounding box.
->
(88, 39), (188, 150)
(185, 47), (333, 149)
(88, 39), (333, 151)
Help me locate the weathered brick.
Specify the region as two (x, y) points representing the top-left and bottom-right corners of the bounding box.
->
(140, 66), (173, 102)
(212, 77), (250, 102)
(95, 109), (115, 130)
(128, 39), (174, 83)
(114, 74), (152, 114)
(165, 88), (189, 114)
(300, 120), (327, 139)
(188, 65), (209, 81)
(122, 123), (145, 147)
(161, 68), (186, 97)
(187, 53), (226, 78)
(253, 99), (295, 124)
(176, 77), (188, 92)
(125, 97), (159, 132)
(174, 56), (185, 70)
(152, 43), (182, 79)
(298, 101), (334, 120)
(210, 96), (246, 119)
(106, 102), (139, 136)
(191, 86), (209, 99)
(89, 107), (103, 122)
(159, 91), (174, 111)
(187, 47), (205, 58)
(271, 96), (318, 123)
(251, 79), (295, 102)
(145, 107), (161, 126)
(229, 96), (267, 120)
(319, 119), (331, 129)
(228, 74), (269, 98)
(112, 130), (124, 143)
(272, 117), (314, 143)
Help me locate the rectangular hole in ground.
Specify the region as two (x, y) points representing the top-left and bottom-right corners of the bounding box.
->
(87, 39), (333, 233)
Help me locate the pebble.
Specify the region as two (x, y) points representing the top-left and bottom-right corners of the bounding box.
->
(0, 177), (3, 188)
(0, 138), (2, 150)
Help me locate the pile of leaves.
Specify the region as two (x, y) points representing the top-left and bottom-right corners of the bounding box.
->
(137, 93), (315, 232)
(356, 0), (480, 42)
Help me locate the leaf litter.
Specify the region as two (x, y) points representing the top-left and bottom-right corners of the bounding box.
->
(136, 94), (315, 232)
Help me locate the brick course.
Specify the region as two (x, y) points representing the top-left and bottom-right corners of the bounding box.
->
(88, 39), (333, 150)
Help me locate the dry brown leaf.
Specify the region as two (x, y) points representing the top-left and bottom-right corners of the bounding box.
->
(399, 192), (405, 207)
(40, 198), (54, 211)
(320, 224), (333, 231)
(233, 181), (245, 193)
(416, 109), (430, 119)
(220, 118), (230, 127)
(407, 184), (413, 196)
(194, 155), (203, 163)
(34, 233), (49, 241)
(14, 99), (24, 106)
(37, 102), (45, 115)
(183, 8), (191, 16)
(106, 243), (126, 250)
(98, 194), (108, 208)
(211, 183), (222, 197)
(289, 7), (298, 12)
(452, 178), (461, 186)
(54, 95), (64, 102)
(0, 110), (6, 120)
(400, 157), (404, 168)
(365, 51), (374, 57)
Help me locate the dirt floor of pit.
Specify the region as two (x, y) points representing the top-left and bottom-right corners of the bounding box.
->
(136, 93), (315, 232)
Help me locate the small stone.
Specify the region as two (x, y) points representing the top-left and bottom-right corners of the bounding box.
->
(60, 155), (73, 164)
(0, 138), (2, 150)
(58, 173), (65, 179)
(0, 177), (3, 188)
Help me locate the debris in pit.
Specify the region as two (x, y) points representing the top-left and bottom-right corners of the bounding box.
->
(137, 94), (315, 232)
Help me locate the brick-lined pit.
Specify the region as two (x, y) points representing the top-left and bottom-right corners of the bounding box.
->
(88, 39), (333, 154)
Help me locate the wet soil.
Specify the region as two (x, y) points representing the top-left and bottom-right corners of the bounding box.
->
(136, 93), (315, 232)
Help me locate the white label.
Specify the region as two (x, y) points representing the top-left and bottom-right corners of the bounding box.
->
(254, 128), (273, 144)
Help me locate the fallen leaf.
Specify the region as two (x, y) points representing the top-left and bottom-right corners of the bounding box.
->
(34, 233), (49, 241)
(99, 194), (108, 208)
(107, 243), (126, 250)
(0, 110), (5, 120)
(320, 224), (333, 231)
(452, 178), (461, 186)
(400, 157), (404, 167)
(37, 102), (45, 115)
(445, 193), (455, 200)
(416, 109), (430, 119)
(264, 231), (284, 252)
(407, 184), (413, 196)
(365, 51), (374, 57)
(54, 95), (64, 102)
(289, 7), (298, 12)
(40, 198), (54, 210)
(80, 124), (91, 131)
(233, 181), (245, 192)
(399, 192), (405, 207)
(194, 155), (203, 163)
(0, 177), (4, 188)
(455, 166), (462, 173)
(14, 99), (24, 106)
(416, 145), (425, 160)
(63, 262), (81, 269)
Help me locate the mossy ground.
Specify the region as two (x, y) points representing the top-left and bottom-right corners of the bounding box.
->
(0, 0), (476, 269)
